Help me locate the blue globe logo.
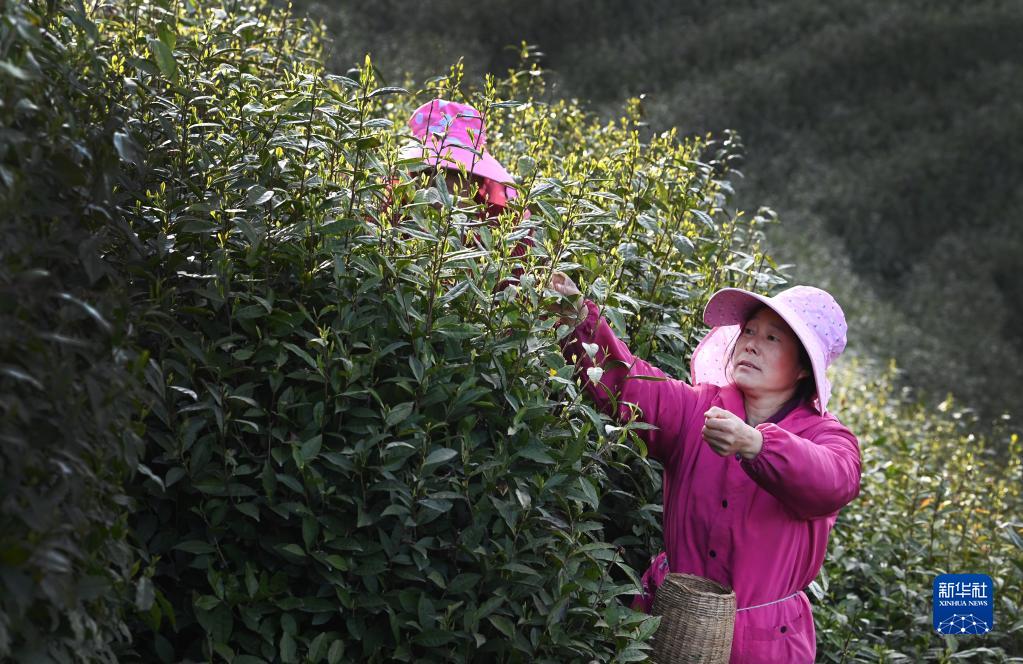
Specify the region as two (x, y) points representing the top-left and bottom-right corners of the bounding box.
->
(933, 574), (994, 636)
(936, 613), (991, 635)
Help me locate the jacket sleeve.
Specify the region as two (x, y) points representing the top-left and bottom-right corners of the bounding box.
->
(558, 299), (698, 466)
(738, 420), (862, 519)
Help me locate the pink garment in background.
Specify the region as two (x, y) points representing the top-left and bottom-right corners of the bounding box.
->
(559, 299), (862, 664)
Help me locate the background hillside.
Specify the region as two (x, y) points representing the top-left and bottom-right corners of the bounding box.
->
(301, 0), (1023, 427)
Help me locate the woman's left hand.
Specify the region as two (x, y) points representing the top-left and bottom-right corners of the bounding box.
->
(546, 271), (587, 327)
(702, 407), (764, 460)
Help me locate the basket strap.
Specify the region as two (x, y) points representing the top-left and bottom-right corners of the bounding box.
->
(736, 591), (800, 612)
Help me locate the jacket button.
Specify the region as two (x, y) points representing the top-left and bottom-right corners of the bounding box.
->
(709, 550), (717, 558)
(722, 500), (728, 508)
(780, 626), (787, 633)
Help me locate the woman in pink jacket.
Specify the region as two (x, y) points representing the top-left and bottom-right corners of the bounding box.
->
(387, 98), (536, 292)
(548, 271), (861, 663)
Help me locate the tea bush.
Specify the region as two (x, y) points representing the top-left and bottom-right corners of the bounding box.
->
(2, 0), (1021, 662)
(80, 1), (777, 661)
(814, 360), (1023, 662)
(303, 0), (1023, 428)
(0, 1), (147, 660)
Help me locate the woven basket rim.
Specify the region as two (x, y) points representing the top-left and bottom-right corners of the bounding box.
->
(661, 572), (736, 599)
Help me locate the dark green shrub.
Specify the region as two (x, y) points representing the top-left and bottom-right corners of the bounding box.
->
(302, 0), (1023, 426)
(0, 1), (147, 660)
(813, 361), (1023, 662)
(88, 2), (777, 661)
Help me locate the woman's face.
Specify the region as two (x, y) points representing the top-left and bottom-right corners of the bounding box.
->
(730, 307), (810, 399)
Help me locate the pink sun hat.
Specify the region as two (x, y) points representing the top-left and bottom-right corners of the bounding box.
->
(689, 285), (848, 415)
(398, 98), (517, 193)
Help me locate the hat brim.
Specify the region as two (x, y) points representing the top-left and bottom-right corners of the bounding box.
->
(397, 143), (516, 187)
(700, 288), (832, 414)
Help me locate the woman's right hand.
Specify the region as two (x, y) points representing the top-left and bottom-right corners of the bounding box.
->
(547, 271), (587, 327)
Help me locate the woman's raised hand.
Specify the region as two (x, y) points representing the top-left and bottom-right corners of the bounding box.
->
(702, 406), (765, 460)
(547, 270), (587, 328)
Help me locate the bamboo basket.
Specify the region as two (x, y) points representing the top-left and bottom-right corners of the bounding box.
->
(650, 573), (736, 663)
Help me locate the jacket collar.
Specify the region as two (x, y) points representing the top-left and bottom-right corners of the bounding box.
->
(718, 382), (820, 433)
(718, 383), (747, 422)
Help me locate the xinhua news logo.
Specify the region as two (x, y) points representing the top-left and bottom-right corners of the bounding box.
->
(933, 574), (994, 635)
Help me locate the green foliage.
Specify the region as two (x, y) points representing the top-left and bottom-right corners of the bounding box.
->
(91, 1), (775, 661)
(815, 361), (1023, 662)
(0, 1), (149, 661)
(304, 0), (1023, 426)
